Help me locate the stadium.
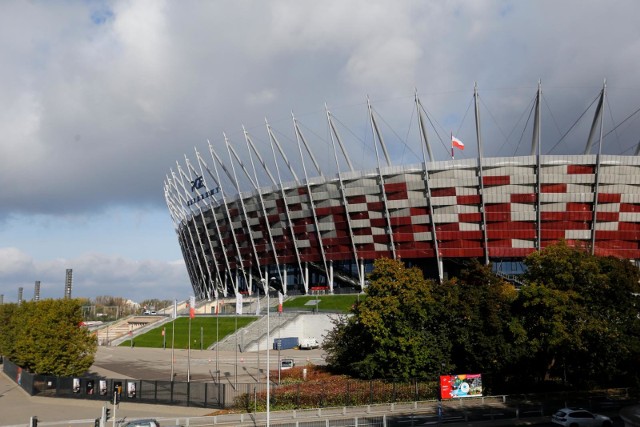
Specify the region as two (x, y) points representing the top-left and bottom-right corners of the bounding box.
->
(164, 83), (640, 299)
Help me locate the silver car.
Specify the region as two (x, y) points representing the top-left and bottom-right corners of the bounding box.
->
(551, 408), (612, 427)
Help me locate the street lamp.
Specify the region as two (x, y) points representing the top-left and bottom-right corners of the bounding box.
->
(260, 276), (284, 427)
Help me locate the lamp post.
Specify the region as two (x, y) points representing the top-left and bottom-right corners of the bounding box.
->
(260, 276), (283, 427)
(260, 278), (270, 427)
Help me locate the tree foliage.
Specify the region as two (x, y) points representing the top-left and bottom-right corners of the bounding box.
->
(0, 298), (97, 376)
(324, 258), (448, 380)
(324, 243), (640, 390)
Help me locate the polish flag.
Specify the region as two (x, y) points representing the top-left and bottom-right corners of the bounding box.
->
(452, 135), (465, 151)
(189, 296), (196, 318)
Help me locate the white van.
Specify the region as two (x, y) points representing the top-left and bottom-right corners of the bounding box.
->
(299, 337), (319, 350)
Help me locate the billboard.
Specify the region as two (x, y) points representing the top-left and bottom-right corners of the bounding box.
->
(440, 374), (482, 399)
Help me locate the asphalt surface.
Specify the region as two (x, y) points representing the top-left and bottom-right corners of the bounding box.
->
(0, 346), (325, 426)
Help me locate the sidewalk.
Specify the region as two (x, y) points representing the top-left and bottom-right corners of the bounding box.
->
(0, 370), (212, 427)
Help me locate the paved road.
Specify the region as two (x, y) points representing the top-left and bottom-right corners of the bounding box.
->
(0, 346), (325, 426)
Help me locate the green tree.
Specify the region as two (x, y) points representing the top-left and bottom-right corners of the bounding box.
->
(10, 299), (97, 376)
(324, 258), (448, 380)
(0, 303), (19, 357)
(432, 260), (519, 378)
(517, 241), (640, 387)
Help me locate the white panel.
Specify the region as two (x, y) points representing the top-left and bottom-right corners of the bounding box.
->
(565, 230), (591, 239)
(620, 212), (640, 222)
(459, 223), (481, 231)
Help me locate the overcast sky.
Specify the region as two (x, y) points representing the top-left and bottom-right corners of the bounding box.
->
(1, 0), (640, 304)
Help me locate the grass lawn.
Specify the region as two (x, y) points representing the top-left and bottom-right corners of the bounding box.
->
(283, 294), (364, 313)
(119, 316), (257, 349)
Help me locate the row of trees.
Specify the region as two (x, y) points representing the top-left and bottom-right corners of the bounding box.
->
(0, 298), (97, 376)
(323, 242), (640, 391)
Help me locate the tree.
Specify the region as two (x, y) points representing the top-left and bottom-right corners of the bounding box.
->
(324, 258), (448, 380)
(432, 260), (519, 379)
(516, 241), (640, 387)
(4, 299), (97, 376)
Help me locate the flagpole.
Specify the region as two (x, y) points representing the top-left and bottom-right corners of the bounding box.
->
(170, 299), (176, 382)
(451, 131), (454, 159)
(187, 314), (191, 382)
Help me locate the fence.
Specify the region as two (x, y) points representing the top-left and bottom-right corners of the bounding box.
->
(2, 358), (225, 409)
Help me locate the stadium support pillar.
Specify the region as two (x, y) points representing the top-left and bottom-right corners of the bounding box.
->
(329, 261), (334, 294)
(360, 260), (365, 291)
(304, 263), (309, 294)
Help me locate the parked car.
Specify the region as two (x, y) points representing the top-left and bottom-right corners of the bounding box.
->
(280, 358), (295, 370)
(551, 408), (612, 427)
(120, 419), (160, 427)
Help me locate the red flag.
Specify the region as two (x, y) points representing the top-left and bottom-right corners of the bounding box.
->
(189, 296), (196, 318)
(452, 135), (465, 150)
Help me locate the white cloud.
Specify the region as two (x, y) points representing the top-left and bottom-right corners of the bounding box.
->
(0, 248), (189, 304)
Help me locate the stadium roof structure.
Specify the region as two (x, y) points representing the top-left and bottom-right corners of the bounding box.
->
(165, 82), (640, 300)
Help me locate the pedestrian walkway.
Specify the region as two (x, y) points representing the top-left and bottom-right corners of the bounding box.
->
(0, 368), (212, 426)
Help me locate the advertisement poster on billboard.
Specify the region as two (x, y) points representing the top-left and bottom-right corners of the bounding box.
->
(440, 374), (482, 399)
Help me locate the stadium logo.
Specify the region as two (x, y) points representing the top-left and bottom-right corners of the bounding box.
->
(191, 176), (205, 192)
(186, 175), (219, 206)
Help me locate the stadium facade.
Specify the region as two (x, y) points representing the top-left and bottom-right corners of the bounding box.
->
(165, 84), (640, 299)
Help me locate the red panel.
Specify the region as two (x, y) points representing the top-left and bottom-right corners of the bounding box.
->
(352, 228), (371, 235)
(486, 212), (511, 222)
(486, 222), (535, 231)
(446, 231), (484, 240)
(483, 175), (510, 186)
(486, 203), (511, 212)
(598, 193), (622, 203)
(596, 212), (619, 222)
(394, 233), (416, 242)
(384, 182), (408, 192)
(351, 211), (370, 219)
(431, 187), (456, 197)
(410, 207), (430, 216)
(373, 235), (389, 244)
(370, 218), (387, 227)
(541, 183), (567, 193)
(541, 212), (592, 221)
(367, 202), (384, 211)
(510, 193), (536, 203)
(348, 195), (367, 204)
(436, 223), (460, 231)
(620, 203), (640, 213)
(398, 249), (435, 259)
(412, 224), (432, 233)
(567, 203), (591, 212)
(315, 207), (331, 216)
(457, 195), (481, 205)
(568, 165), (594, 174)
(390, 217), (412, 226)
(542, 221), (590, 230)
(593, 233), (640, 245)
(619, 222), (640, 231)
(459, 213), (482, 222)
(488, 229), (535, 239)
(540, 230), (565, 239)
(332, 206), (346, 214)
(387, 191), (408, 200)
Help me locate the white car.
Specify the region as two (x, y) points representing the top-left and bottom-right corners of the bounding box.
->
(120, 419), (160, 427)
(551, 408), (612, 427)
